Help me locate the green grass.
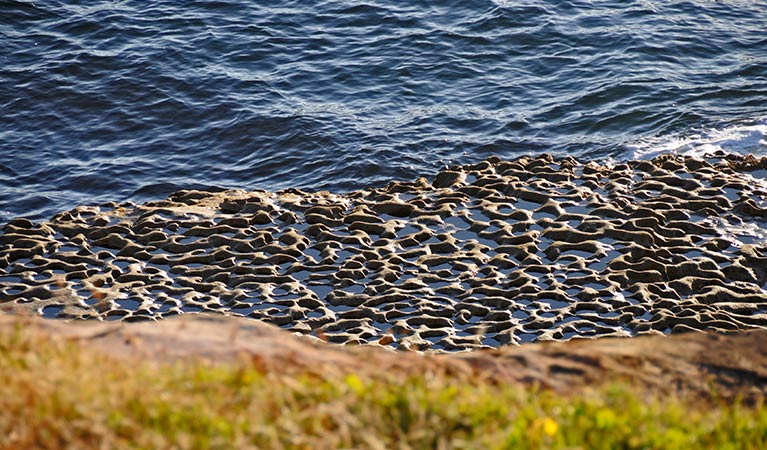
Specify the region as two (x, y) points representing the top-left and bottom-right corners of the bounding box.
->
(1, 323), (765, 449)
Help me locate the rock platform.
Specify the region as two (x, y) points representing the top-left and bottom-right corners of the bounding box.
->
(2, 153), (767, 351)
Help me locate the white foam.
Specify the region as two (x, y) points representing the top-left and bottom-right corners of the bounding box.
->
(627, 118), (767, 161)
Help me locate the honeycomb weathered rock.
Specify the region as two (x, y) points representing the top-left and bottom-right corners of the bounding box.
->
(2, 152), (767, 351)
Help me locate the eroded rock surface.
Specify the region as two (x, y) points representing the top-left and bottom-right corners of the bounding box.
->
(2, 153), (767, 351)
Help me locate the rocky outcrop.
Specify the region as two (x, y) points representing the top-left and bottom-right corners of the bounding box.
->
(2, 152), (767, 351)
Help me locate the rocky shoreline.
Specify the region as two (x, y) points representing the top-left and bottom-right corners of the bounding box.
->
(2, 153), (767, 351)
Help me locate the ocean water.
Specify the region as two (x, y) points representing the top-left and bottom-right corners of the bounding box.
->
(1, 0), (766, 224)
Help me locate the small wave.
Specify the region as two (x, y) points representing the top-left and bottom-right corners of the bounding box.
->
(627, 117), (767, 160)
(2, 0), (767, 224)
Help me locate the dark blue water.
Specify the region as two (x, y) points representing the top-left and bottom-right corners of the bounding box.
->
(2, 0), (766, 223)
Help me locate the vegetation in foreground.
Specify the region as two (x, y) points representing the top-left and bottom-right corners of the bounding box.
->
(0, 323), (765, 450)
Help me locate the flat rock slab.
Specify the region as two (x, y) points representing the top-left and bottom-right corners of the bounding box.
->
(2, 153), (767, 351)
(6, 313), (767, 402)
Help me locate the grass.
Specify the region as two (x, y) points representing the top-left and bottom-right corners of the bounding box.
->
(1, 323), (766, 449)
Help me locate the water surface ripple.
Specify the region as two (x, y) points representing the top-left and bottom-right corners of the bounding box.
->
(1, 0), (766, 222)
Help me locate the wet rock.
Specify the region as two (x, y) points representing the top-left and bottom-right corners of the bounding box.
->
(2, 153), (767, 351)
